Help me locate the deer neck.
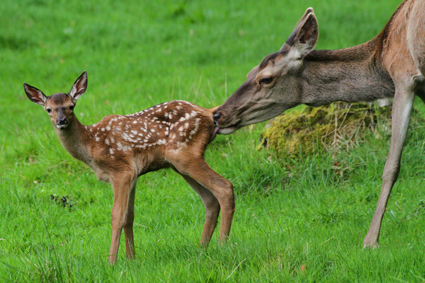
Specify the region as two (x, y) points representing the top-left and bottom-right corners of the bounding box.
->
(54, 119), (92, 165)
(300, 38), (395, 106)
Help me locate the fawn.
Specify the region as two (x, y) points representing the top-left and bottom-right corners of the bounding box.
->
(24, 71), (235, 264)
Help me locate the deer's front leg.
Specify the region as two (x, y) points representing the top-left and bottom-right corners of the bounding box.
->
(180, 174), (221, 246)
(108, 173), (138, 264)
(363, 86), (415, 248)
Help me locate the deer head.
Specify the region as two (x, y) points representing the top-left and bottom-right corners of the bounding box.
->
(213, 8), (318, 134)
(24, 71), (88, 130)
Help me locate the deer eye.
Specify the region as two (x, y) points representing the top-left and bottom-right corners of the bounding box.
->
(259, 77), (273, 85)
(47, 108), (52, 113)
(69, 105), (74, 111)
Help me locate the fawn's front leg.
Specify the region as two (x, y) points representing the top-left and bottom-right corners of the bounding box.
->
(108, 172), (138, 264)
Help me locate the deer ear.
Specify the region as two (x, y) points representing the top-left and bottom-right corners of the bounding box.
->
(69, 71), (88, 101)
(24, 83), (47, 106)
(281, 8), (318, 58)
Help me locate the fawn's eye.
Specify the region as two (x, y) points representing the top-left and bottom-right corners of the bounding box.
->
(259, 77), (273, 85)
(47, 108), (52, 113)
(69, 105), (74, 111)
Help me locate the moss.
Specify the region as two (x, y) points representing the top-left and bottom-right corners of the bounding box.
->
(259, 102), (409, 159)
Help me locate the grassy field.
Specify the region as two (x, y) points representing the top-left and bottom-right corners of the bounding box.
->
(2, 0), (425, 281)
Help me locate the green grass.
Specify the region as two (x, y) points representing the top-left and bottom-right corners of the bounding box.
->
(2, 0), (425, 281)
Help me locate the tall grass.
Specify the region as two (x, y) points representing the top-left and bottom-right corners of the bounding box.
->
(3, 0), (425, 281)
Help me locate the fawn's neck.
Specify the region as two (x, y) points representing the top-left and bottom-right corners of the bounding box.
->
(54, 119), (93, 165)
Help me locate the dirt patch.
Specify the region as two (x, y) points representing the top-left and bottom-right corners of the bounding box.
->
(50, 195), (74, 209)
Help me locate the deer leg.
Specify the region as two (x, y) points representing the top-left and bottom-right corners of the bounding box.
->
(179, 173), (220, 246)
(170, 156), (234, 244)
(363, 86), (415, 248)
(123, 179), (137, 260)
(108, 173), (137, 264)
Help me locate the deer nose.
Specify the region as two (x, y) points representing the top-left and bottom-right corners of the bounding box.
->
(213, 113), (222, 126)
(56, 117), (68, 125)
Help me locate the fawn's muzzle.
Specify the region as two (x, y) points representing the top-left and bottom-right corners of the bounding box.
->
(56, 117), (68, 128)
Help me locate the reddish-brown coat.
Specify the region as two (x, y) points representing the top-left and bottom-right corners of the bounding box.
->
(24, 72), (234, 264)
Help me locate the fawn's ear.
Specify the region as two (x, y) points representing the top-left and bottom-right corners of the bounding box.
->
(24, 83), (47, 106)
(69, 71), (88, 101)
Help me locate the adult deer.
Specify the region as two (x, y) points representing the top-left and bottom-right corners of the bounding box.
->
(213, 0), (425, 248)
(24, 71), (234, 264)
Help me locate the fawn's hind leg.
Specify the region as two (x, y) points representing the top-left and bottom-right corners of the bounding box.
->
(169, 154), (235, 243)
(179, 173), (221, 246)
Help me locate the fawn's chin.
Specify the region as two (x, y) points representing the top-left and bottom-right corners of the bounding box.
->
(56, 124), (68, 129)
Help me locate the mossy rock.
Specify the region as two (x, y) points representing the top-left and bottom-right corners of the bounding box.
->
(260, 102), (423, 159)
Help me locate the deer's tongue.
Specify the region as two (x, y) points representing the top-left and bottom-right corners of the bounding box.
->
(210, 127), (220, 142)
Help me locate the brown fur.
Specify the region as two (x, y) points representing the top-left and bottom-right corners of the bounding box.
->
(24, 72), (234, 264)
(214, 0), (425, 248)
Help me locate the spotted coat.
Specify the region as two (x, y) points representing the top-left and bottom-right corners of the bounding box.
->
(79, 100), (215, 180)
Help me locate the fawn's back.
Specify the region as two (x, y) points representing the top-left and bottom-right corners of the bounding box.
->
(86, 100), (216, 179)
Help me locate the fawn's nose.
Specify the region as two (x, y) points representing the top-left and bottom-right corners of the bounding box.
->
(56, 117), (68, 125)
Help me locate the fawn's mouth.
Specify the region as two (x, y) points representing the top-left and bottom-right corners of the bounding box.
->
(56, 124), (68, 129)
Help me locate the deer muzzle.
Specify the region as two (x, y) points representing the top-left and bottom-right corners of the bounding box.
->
(212, 109), (239, 135)
(56, 117), (69, 129)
